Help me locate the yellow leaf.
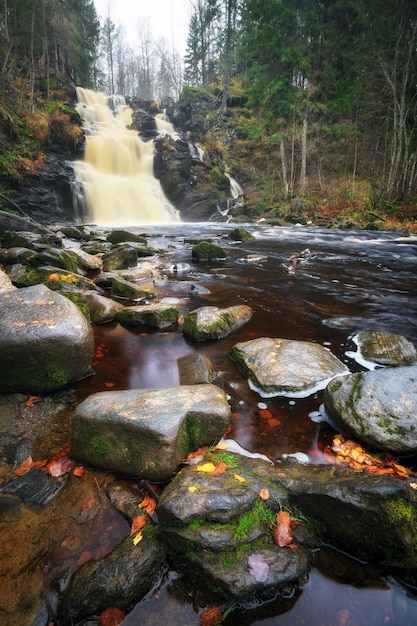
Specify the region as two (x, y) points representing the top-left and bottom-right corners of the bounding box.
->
(197, 462), (216, 473)
(188, 486), (197, 493)
(233, 473), (247, 483)
(132, 531), (143, 546)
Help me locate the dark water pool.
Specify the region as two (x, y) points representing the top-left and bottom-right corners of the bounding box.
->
(76, 223), (417, 625)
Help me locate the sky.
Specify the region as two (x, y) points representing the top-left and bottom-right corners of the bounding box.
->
(93, 0), (191, 57)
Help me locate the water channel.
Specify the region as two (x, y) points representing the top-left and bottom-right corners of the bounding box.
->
(74, 221), (417, 625)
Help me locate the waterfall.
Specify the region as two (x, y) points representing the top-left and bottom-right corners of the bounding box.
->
(72, 88), (179, 225)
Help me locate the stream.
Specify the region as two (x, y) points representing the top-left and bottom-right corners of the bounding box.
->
(73, 221), (417, 625)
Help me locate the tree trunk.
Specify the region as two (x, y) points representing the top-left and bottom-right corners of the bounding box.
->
(299, 118), (307, 192)
(280, 140), (289, 197)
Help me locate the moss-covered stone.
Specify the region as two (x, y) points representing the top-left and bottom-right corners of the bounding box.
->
(191, 241), (227, 262)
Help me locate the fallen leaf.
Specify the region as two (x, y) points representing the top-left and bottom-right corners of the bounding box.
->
(14, 455), (35, 476)
(99, 606), (125, 626)
(188, 486), (198, 493)
(132, 531), (143, 546)
(248, 553), (269, 582)
(233, 473), (247, 483)
(259, 408), (272, 420)
(208, 461), (228, 476)
(200, 604), (224, 626)
(138, 495), (156, 515)
(197, 462), (216, 473)
(47, 456), (75, 477)
(76, 550), (91, 567)
(104, 382), (115, 388)
(130, 515), (147, 535)
(259, 488), (270, 500)
(272, 511), (293, 547)
(26, 395), (39, 407)
(186, 446), (209, 461)
(73, 466), (85, 477)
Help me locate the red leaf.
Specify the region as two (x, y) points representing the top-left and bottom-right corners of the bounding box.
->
(99, 607), (125, 626)
(200, 605), (224, 626)
(272, 511), (293, 547)
(130, 514), (148, 535)
(72, 466), (85, 477)
(26, 395), (39, 407)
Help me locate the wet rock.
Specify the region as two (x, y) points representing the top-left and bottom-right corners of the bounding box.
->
(191, 241), (227, 262)
(275, 461), (417, 580)
(102, 245), (138, 271)
(0, 246), (37, 264)
(183, 304), (253, 341)
(58, 530), (165, 625)
(64, 246), (103, 271)
(0, 283), (94, 393)
(117, 302), (179, 329)
(0, 209), (54, 235)
(27, 247), (78, 273)
(0, 268), (16, 292)
(231, 337), (348, 398)
(107, 275), (155, 301)
(71, 384), (231, 481)
(347, 331), (417, 368)
(0, 468), (67, 506)
(324, 365), (417, 454)
(106, 229), (148, 245)
(229, 227), (255, 241)
(106, 481), (147, 523)
(177, 353), (215, 384)
(11, 265), (98, 290)
(157, 453), (308, 600)
(84, 291), (125, 323)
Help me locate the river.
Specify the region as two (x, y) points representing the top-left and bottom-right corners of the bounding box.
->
(74, 221), (417, 625)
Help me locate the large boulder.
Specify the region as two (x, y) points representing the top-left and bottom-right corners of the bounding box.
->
(231, 337), (348, 398)
(0, 283), (94, 393)
(346, 331), (417, 368)
(324, 365), (417, 454)
(71, 384), (231, 481)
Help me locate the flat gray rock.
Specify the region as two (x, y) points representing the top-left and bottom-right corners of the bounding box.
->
(231, 337), (348, 397)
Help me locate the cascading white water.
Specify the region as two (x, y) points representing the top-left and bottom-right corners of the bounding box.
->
(73, 87), (179, 225)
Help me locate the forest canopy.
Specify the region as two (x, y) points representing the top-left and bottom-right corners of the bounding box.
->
(0, 0), (416, 212)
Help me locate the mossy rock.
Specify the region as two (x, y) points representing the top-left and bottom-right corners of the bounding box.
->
(191, 241), (227, 262)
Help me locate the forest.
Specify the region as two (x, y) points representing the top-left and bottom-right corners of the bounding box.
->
(0, 0), (416, 225)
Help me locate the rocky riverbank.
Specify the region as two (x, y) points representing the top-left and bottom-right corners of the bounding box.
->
(1, 213), (417, 625)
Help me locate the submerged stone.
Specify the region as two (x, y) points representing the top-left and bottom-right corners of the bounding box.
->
(117, 302), (179, 328)
(71, 384), (231, 481)
(231, 337), (348, 398)
(324, 365), (417, 454)
(183, 304), (253, 341)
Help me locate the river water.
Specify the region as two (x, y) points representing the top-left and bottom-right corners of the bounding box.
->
(75, 221), (417, 626)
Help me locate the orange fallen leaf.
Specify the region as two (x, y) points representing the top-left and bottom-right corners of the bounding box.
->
(200, 604), (224, 626)
(208, 461), (228, 476)
(130, 514), (148, 535)
(14, 455), (35, 476)
(186, 446), (209, 461)
(104, 382), (115, 388)
(26, 395), (39, 407)
(272, 511), (293, 547)
(259, 408), (272, 420)
(138, 495), (156, 515)
(259, 488), (270, 500)
(99, 606), (125, 626)
(73, 466), (85, 477)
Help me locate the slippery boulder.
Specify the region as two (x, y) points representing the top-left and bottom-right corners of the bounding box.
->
(183, 304), (253, 341)
(71, 384), (231, 481)
(0, 283), (94, 393)
(157, 452), (308, 600)
(324, 365), (417, 454)
(84, 291), (125, 323)
(58, 528), (165, 625)
(191, 241), (227, 262)
(231, 337), (348, 397)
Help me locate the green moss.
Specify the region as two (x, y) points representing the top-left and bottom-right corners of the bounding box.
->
(234, 499), (276, 541)
(191, 241), (227, 262)
(92, 435), (109, 457)
(178, 412), (209, 455)
(328, 380), (343, 394)
(348, 372), (366, 434)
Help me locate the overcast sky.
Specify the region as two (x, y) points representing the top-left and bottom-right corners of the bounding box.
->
(93, 0), (191, 57)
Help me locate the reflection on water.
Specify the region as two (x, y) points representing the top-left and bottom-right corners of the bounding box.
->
(76, 224), (417, 625)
